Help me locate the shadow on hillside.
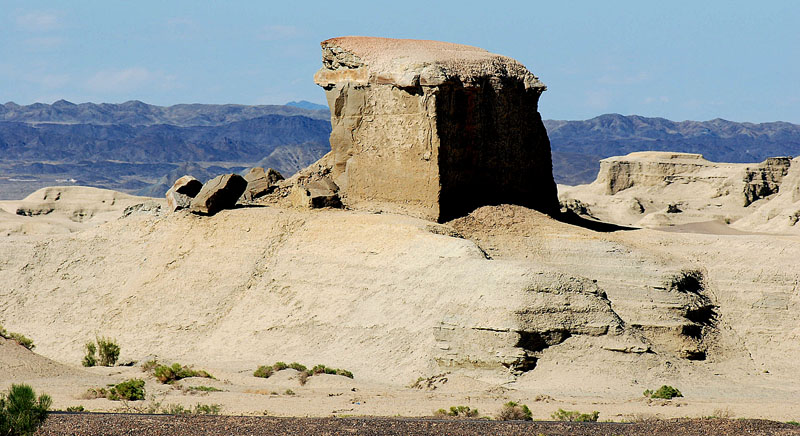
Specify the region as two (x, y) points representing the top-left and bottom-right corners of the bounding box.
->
(554, 210), (639, 233)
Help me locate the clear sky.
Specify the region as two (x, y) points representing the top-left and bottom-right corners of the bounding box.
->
(1, 0), (798, 122)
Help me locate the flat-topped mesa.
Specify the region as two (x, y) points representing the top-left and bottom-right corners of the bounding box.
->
(313, 36), (558, 222)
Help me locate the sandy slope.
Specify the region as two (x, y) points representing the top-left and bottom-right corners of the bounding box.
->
(0, 187), (798, 420)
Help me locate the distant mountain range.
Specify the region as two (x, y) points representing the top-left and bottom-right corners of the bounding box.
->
(544, 114), (800, 184)
(0, 100), (331, 199)
(1, 100), (798, 200)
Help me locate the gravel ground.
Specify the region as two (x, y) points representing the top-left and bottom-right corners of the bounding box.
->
(35, 413), (800, 436)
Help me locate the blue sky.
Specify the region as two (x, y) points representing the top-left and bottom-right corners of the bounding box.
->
(1, 0), (798, 122)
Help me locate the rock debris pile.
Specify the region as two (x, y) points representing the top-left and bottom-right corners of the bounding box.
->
(165, 167), (284, 215)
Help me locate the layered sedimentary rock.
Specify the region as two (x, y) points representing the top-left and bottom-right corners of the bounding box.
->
(313, 36), (558, 222)
(559, 151), (799, 231)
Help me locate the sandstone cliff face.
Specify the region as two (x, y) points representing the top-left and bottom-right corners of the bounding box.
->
(313, 37), (558, 222)
(560, 151), (799, 232)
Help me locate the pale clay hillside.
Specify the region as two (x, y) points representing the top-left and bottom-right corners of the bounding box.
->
(0, 37), (799, 423)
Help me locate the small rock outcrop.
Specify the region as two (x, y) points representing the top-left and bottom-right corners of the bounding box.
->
(165, 175), (203, 212)
(743, 157), (792, 206)
(240, 167), (284, 202)
(313, 36), (558, 222)
(189, 174), (247, 215)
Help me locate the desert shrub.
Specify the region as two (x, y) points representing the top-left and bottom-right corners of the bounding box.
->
(253, 365), (274, 379)
(0, 326), (35, 351)
(496, 401), (532, 421)
(643, 385), (683, 400)
(84, 379), (145, 401)
(7, 333), (34, 351)
(161, 403), (222, 415)
(298, 371), (311, 386)
(82, 337), (120, 367)
(288, 362), (307, 372)
(335, 369), (354, 378)
(192, 403), (221, 415)
(284, 389), (295, 396)
(109, 379), (145, 401)
(433, 406), (478, 418)
(97, 337), (120, 367)
(153, 363), (213, 384)
(255, 362), (353, 383)
(312, 364), (336, 375)
(82, 342), (97, 367)
(551, 408), (599, 422)
(0, 383), (52, 436)
(141, 359), (159, 373)
(81, 388), (107, 400)
(188, 386), (221, 393)
(449, 405), (479, 417)
(162, 404), (189, 415)
(65, 405), (85, 412)
(311, 364), (354, 378)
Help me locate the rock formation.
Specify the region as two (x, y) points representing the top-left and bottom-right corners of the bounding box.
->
(312, 36), (558, 222)
(189, 174), (247, 215)
(165, 175), (203, 212)
(559, 151), (799, 231)
(742, 157), (791, 206)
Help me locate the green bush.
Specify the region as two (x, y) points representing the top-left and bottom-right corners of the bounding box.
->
(288, 362), (307, 372)
(109, 379), (145, 401)
(65, 406), (85, 412)
(192, 404), (221, 415)
(255, 362), (354, 383)
(551, 408), (599, 422)
(0, 326), (35, 351)
(162, 404), (189, 415)
(0, 383), (52, 436)
(643, 385), (683, 400)
(82, 337), (120, 367)
(433, 405), (478, 418)
(97, 337), (120, 367)
(496, 401), (532, 421)
(253, 365), (274, 378)
(160, 402), (221, 415)
(334, 369), (354, 378)
(449, 405), (479, 417)
(84, 379), (145, 401)
(312, 364), (336, 375)
(153, 363), (213, 384)
(82, 342), (97, 367)
(311, 364), (354, 379)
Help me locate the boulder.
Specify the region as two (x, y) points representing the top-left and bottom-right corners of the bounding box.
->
(240, 167), (284, 201)
(190, 174), (247, 215)
(165, 175), (203, 212)
(290, 177), (341, 209)
(313, 36), (559, 222)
